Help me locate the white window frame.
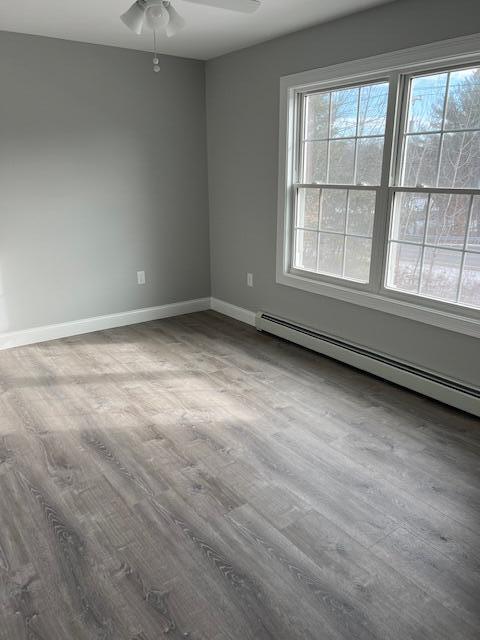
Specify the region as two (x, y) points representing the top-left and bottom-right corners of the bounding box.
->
(276, 34), (480, 338)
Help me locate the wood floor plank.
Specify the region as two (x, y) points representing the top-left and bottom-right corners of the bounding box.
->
(370, 526), (480, 627)
(283, 510), (473, 640)
(0, 311), (479, 639)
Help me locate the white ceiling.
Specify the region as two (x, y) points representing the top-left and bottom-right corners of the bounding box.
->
(0, 0), (395, 60)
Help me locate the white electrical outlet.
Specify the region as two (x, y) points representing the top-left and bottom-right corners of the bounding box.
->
(247, 273), (253, 287)
(137, 271), (146, 285)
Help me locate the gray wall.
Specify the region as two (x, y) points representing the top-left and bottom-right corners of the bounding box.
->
(206, 0), (480, 387)
(0, 32), (210, 332)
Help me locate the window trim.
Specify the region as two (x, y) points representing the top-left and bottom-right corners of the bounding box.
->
(277, 33), (480, 338)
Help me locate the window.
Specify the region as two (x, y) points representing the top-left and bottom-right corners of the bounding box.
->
(294, 81), (388, 282)
(386, 67), (480, 307)
(277, 36), (480, 337)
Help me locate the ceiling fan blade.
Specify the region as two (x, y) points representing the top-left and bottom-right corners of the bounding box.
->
(120, 0), (147, 34)
(181, 0), (260, 14)
(165, 4), (186, 37)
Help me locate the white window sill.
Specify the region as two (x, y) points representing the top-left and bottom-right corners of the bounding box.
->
(277, 270), (480, 339)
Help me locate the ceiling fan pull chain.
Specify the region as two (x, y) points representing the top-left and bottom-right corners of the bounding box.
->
(153, 28), (160, 72)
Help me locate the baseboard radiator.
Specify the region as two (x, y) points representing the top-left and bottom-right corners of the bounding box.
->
(255, 312), (480, 418)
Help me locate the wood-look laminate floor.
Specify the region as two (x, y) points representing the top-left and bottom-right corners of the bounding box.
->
(0, 311), (479, 640)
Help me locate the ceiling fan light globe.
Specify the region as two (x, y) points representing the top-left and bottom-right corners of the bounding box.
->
(145, 3), (170, 30)
(120, 1), (146, 35)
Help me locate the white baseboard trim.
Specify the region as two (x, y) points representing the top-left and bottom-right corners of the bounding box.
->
(0, 297), (210, 350)
(1, 293), (477, 416)
(210, 297), (256, 326)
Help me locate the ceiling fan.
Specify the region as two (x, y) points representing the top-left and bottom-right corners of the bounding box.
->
(121, 0), (261, 71)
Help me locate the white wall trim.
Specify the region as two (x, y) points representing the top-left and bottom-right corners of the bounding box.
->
(279, 33), (480, 91)
(0, 298), (211, 350)
(210, 297), (256, 326)
(2, 292), (477, 416)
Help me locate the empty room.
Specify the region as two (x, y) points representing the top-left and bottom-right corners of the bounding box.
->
(1, 0), (480, 638)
